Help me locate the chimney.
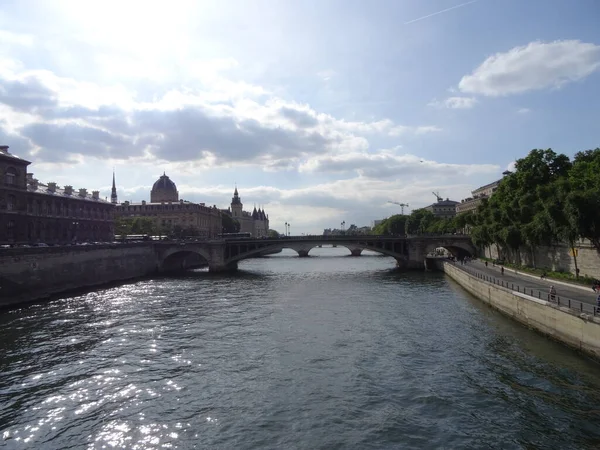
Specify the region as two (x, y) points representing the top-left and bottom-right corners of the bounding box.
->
(142, 200), (146, 205)
(64, 185), (73, 195)
(27, 173), (34, 181)
(47, 182), (57, 193)
(92, 190), (99, 200)
(79, 188), (87, 197)
(0, 145), (8, 153)
(30, 178), (39, 189)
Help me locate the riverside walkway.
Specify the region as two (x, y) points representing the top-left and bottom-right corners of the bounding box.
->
(451, 259), (599, 315)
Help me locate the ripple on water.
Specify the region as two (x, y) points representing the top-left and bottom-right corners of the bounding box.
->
(1, 249), (600, 449)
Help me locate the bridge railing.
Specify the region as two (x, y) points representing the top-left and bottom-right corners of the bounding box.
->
(220, 233), (471, 241)
(449, 261), (599, 316)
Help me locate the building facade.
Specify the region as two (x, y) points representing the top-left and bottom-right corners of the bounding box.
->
(224, 187), (269, 237)
(115, 173), (222, 238)
(423, 198), (460, 218)
(0, 145), (115, 244)
(455, 171), (511, 215)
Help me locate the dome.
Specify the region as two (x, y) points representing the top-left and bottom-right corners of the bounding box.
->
(150, 173), (179, 202)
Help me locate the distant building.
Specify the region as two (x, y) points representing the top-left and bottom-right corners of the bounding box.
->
(456, 171), (511, 215)
(424, 198), (460, 218)
(222, 187), (269, 238)
(372, 219), (385, 228)
(0, 145), (115, 244)
(115, 173), (221, 238)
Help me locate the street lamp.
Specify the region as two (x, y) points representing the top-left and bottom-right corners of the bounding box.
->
(285, 222), (288, 237)
(288, 223), (291, 236)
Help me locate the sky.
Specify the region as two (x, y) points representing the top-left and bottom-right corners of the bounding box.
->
(0, 0), (599, 234)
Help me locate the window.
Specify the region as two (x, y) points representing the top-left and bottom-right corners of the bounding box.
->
(7, 220), (15, 240)
(5, 167), (17, 185)
(7, 195), (16, 211)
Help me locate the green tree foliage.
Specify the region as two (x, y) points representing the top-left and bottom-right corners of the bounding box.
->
(221, 214), (241, 233)
(115, 217), (155, 236)
(268, 229), (280, 238)
(467, 148), (600, 273)
(373, 215), (407, 235)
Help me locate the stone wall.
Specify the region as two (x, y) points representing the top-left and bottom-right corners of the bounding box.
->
(440, 261), (600, 360)
(482, 241), (600, 278)
(0, 244), (158, 307)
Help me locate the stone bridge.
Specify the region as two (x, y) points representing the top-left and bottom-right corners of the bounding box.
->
(155, 235), (476, 272)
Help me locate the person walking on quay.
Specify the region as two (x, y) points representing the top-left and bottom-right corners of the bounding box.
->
(485, 261), (488, 267)
(549, 285), (557, 302)
(501, 266), (504, 275)
(596, 293), (600, 314)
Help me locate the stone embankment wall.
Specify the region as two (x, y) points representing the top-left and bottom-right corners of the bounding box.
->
(483, 241), (600, 278)
(440, 261), (600, 360)
(0, 244), (158, 307)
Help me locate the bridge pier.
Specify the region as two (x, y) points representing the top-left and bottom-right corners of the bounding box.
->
(297, 250), (310, 257)
(208, 261), (238, 273)
(349, 248), (363, 257)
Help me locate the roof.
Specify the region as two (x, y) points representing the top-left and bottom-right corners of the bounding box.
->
(152, 173), (178, 192)
(0, 146), (32, 165)
(28, 182), (112, 204)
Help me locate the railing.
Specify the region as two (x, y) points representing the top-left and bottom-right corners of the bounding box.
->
(223, 234), (471, 241)
(448, 261), (599, 316)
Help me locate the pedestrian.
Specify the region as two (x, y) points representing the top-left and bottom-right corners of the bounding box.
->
(540, 271), (547, 280)
(501, 266), (504, 275)
(485, 261), (488, 267)
(596, 293), (600, 314)
(549, 285), (556, 302)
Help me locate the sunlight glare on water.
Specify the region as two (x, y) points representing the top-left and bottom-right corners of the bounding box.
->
(1, 247), (600, 449)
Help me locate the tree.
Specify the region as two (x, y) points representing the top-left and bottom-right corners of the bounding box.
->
(566, 148), (600, 253)
(373, 215), (408, 235)
(222, 214), (241, 233)
(268, 229), (280, 238)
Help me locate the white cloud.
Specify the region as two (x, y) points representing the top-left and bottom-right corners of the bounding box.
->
(429, 96), (477, 109)
(517, 107), (531, 114)
(299, 150), (499, 179)
(459, 40), (600, 96)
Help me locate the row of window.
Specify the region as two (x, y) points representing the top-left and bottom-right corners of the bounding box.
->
(0, 195), (113, 219)
(5, 220), (113, 241)
(120, 204), (217, 213)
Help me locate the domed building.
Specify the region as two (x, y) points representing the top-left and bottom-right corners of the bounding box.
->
(151, 173), (179, 203)
(115, 172), (221, 238)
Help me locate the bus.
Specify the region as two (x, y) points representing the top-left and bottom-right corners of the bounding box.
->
(217, 232), (252, 239)
(119, 234), (152, 242)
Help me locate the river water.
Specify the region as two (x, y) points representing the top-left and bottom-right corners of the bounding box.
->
(1, 247), (600, 449)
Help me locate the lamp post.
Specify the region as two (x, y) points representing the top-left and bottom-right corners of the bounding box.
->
(285, 222), (288, 237)
(341, 221), (346, 234)
(288, 223), (291, 236)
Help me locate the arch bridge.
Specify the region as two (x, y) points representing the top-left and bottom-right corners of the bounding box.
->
(155, 235), (476, 273)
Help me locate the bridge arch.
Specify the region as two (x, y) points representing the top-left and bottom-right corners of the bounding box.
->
(161, 248), (211, 272)
(424, 241), (476, 260)
(224, 242), (405, 265)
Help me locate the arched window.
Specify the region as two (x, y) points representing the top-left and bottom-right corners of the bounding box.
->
(5, 167), (17, 185)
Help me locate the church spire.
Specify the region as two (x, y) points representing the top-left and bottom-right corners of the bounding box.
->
(111, 170), (118, 204)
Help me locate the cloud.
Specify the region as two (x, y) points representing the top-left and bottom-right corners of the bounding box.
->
(429, 96), (477, 109)
(458, 40), (600, 96)
(0, 61), (441, 169)
(299, 150), (499, 179)
(516, 107), (531, 114)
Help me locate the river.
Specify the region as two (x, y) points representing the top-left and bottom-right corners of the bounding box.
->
(1, 247), (600, 449)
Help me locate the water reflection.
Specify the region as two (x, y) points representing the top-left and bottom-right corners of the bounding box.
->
(1, 247), (599, 449)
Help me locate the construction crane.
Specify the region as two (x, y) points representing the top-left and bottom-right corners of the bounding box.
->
(432, 191), (442, 202)
(388, 201), (409, 215)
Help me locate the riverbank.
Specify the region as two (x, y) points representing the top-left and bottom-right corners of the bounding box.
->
(0, 244), (159, 308)
(440, 260), (600, 360)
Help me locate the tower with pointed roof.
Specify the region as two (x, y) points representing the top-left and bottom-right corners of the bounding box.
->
(231, 186), (243, 219)
(111, 171), (118, 204)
